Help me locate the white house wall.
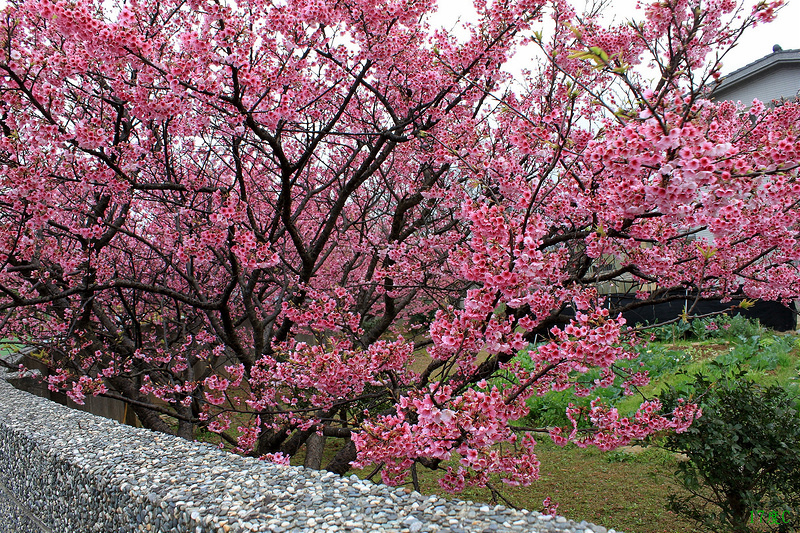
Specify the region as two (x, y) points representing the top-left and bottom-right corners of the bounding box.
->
(712, 64), (800, 105)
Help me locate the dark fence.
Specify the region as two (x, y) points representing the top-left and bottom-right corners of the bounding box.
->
(609, 295), (797, 331)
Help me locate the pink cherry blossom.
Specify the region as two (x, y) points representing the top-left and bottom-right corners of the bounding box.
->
(0, 0), (793, 495)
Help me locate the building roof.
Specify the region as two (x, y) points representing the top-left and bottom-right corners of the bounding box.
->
(710, 46), (800, 99)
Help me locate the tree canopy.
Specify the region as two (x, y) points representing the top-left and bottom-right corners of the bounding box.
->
(0, 0), (795, 491)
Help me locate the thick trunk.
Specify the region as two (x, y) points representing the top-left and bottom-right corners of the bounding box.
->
(256, 424), (291, 456)
(325, 439), (356, 475)
(129, 402), (175, 435)
(303, 433), (326, 470)
(107, 376), (175, 435)
(279, 427), (315, 457)
(176, 405), (194, 440)
(726, 491), (751, 533)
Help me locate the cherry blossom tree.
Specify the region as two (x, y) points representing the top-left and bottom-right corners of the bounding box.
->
(0, 0), (795, 493)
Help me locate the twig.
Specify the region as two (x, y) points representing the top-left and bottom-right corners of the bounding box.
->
(366, 463), (384, 482)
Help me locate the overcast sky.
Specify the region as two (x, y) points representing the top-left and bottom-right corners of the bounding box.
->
(432, 0), (800, 77)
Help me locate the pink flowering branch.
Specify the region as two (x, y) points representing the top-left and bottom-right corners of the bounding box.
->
(0, 0), (795, 500)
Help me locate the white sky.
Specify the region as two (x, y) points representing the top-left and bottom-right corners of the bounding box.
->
(432, 0), (800, 77)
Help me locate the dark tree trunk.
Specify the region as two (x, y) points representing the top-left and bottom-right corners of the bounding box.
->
(107, 376), (175, 435)
(279, 427), (315, 457)
(256, 424), (291, 456)
(129, 402), (174, 435)
(325, 439), (356, 475)
(176, 405), (194, 440)
(726, 490), (751, 533)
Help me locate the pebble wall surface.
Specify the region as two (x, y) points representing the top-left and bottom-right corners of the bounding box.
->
(0, 473), (49, 533)
(0, 376), (618, 533)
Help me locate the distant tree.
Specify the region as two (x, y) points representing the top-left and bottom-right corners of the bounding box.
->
(0, 0), (796, 493)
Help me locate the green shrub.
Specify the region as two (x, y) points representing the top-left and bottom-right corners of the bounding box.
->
(634, 344), (693, 379)
(526, 388), (590, 427)
(639, 314), (764, 344)
(645, 319), (692, 343)
(658, 368), (800, 533)
(714, 333), (797, 373)
(723, 314), (766, 339)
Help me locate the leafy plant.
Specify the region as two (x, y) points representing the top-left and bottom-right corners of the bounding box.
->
(722, 315), (766, 340)
(522, 382), (587, 426)
(714, 333), (796, 372)
(644, 320), (693, 343)
(634, 344), (694, 379)
(658, 368), (800, 533)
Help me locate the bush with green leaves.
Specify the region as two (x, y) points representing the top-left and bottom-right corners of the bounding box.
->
(714, 333), (797, 372)
(644, 319), (693, 343)
(640, 314), (765, 343)
(634, 344), (694, 379)
(658, 367), (800, 533)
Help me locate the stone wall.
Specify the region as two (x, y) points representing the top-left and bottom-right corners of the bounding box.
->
(0, 377), (613, 533)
